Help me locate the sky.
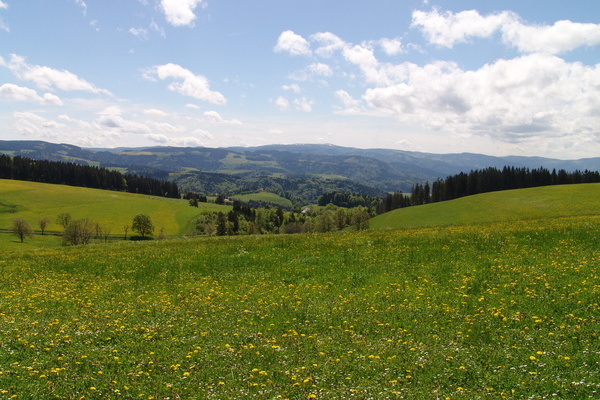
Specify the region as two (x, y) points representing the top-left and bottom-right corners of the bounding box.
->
(0, 0), (599, 159)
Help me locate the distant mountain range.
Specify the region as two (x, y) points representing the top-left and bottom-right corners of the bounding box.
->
(1, 140), (598, 203)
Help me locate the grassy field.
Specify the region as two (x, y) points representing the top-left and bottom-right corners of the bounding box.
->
(370, 183), (600, 230)
(231, 192), (293, 208)
(0, 179), (231, 239)
(1, 214), (599, 399)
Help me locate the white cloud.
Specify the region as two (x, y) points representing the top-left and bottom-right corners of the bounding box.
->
(147, 133), (209, 147)
(185, 103), (201, 109)
(363, 54), (600, 141)
(13, 111), (69, 140)
(411, 9), (512, 48)
(160, 0), (204, 27)
(282, 84), (301, 93)
(275, 96), (289, 111)
(203, 110), (242, 124)
(97, 114), (152, 135)
(412, 9), (600, 54)
(150, 20), (166, 38)
(144, 63), (226, 105)
(312, 32), (346, 57)
(308, 63), (333, 77)
(0, 83), (63, 105)
(143, 108), (168, 117)
(502, 19), (600, 54)
(335, 90), (361, 114)
(0, 1), (7, 32)
(129, 27), (149, 40)
(274, 30), (311, 56)
(294, 97), (313, 112)
(379, 38), (404, 55)
(72, 0), (87, 16)
(1, 54), (112, 95)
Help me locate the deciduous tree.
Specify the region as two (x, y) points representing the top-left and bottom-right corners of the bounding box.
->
(132, 214), (154, 238)
(12, 218), (33, 243)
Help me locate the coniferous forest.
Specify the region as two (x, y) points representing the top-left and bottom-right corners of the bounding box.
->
(0, 154), (179, 198)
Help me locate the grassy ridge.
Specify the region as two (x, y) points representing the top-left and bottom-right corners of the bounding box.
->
(370, 183), (600, 230)
(1, 216), (599, 399)
(0, 179), (230, 235)
(231, 192), (293, 208)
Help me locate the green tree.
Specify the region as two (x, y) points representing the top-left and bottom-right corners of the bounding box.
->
(132, 214), (154, 238)
(12, 218), (34, 243)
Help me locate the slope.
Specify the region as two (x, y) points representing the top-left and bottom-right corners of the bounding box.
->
(369, 183), (600, 230)
(0, 179), (230, 235)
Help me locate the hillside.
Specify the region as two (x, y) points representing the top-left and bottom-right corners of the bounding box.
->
(0, 179), (230, 236)
(2, 140), (598, 198)
(370, 183), (600, 229)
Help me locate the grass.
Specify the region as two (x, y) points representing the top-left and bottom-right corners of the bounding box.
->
(232, 192), (293, 208)
(0, 215), (599, 399)
(370, 183), (600, 230)
(0, 179), (230, 236)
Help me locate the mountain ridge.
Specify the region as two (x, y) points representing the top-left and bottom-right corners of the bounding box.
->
(1, 140), (598, 200)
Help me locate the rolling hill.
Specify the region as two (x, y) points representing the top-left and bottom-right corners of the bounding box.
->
(2, 140), (598, 199)
(0, 178), (230, 236)
(370, 183), (600, 230)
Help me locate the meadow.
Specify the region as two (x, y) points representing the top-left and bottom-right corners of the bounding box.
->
(370, 183), (600, 230)
(0, 179), (230, 237)
(1, 214), (598, 399)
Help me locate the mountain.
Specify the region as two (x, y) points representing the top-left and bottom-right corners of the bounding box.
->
(1, 140), (598, 203)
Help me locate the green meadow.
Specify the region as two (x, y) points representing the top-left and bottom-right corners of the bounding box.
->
(0, 182), (599, 399)
(370, 183), (600, 229)
(0, 179), (230, 237)
(231, 192), (293, 208)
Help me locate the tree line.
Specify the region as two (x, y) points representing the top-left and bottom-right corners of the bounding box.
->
(0, 154), (179, 198)
(320, 166), (600, 215)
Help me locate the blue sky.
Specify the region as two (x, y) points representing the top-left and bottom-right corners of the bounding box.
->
(1, 0), (599, 159)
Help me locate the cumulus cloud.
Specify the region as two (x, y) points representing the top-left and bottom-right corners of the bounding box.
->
(203, 110), (242, 124)
(13, 112), (69, 140)
(275, 96), (289, 111)
(379, 38), (404, 55)
(308, 63), (333, 77)
(0, 83), (63, 105)
(363, 54), (600, 140)
(144, 63), (226, 105)
(274, 30), (312, 56)
(502, 19), (600, 54)
(412, 9), (600, 54)
(411, 9), (512, 48)
(1, 54), (112, 95)
(294, 97), (313, 112)
(161, 0), (204, 27)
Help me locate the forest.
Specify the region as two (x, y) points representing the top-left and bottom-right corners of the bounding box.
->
(0, 154), (179, 198)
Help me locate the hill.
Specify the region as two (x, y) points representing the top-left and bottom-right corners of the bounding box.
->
(0, 179), (229, 237)
(1, 140), (598, 201)
(370, 183), (600, 229)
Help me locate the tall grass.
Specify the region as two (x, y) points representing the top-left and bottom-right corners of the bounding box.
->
(1, 216), (598, 399)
